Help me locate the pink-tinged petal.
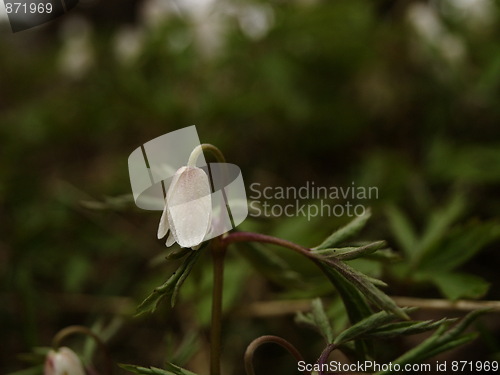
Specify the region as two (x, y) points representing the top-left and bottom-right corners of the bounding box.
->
(44, 347), (86, 375)
(166, 167), (212, 248)
(158, 167), (189, 240)
(157, 201), (170, 239)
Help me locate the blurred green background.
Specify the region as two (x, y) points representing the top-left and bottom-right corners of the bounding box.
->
(2, 0), (500, 373)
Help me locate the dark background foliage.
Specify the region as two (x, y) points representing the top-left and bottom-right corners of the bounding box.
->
(1, 0), (500, 373)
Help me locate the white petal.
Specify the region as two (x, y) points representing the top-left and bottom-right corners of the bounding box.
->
(44, 347), (86, 375)
(158, 166), (189, 239)
(166, 231), (176, 247)
(166, 166), (212, 248)
(157, 201), (170, 239)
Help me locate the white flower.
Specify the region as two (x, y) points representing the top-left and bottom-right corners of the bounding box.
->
(59, 16), (94, 79)
(44, 347), (86, 375)
(158, 166), (212, 249)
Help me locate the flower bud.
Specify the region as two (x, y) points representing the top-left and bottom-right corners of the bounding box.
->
(44, 347), (86, 375)
(158, 166), (212, 249)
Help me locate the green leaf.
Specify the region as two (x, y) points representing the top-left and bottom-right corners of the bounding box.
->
(334, 308), (413, 345)
(237, 242), (302, 287)
(136, 251), (202, 315)
(295, 299), (334, 343)
(164, 362), (199, 375)
(428, 272), (490, 301)
(423, 333), (478, 360)
(120, 363), (199, 375)
(317, 263), (373, 324)
(316, 263), (373, 360)
(119, 364), (175, 375)
(366, 318), (453, 339)
(385, 205), (417, 259)
(327, 259), (409, 320)
(439, 308), (490, 342)
(313, 240), (387, 260)
(166, 247), (191, 260)
(415, 193), (466, 265)
(313, 209), (371, 250)
(365, 276), (388, 288)
(376, 309), (488, 374)
(419, 221), (500, 272)
(165, 331), (199, 366)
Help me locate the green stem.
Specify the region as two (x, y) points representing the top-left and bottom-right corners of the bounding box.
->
(210, 238), (227, 375)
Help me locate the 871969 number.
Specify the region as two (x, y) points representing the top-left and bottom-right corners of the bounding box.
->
(5, 2), (53, 14)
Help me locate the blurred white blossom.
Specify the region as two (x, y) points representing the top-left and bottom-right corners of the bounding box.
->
(408, 3), (444, 42)
(59, 16), (94, 78)
(139, 0), (175, 28)
(114, 26), (145, 65)
(136, 0), (275, 59)
(237, 4), (274, 41)
(437, 0), (496, 30)
(407, 3), (466, 65)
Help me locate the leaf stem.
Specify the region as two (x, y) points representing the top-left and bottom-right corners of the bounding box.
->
(223, 231), (409, 320)
(316, 343), (337, 375)
(244, 335), (310, 375)
(222, 231), (314, 259)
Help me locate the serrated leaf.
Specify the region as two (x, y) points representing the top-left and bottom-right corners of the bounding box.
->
(428, 272), (490, 300)
(315, 263), (373, 359)
(334, 308), (413, 345)
(313, 209), (371, 250)
(366, 318), (453, 339)
(316, 263), (373, 324)
(119, 364), (175, 375)
(325, 258), (409, 320)
(313, 240), (387, 260)
(295, 311), (316, 330)
(136, 251), (201, 315)
(439, 308), (490, 342)
(419, 221), (500, 272)
(414, 193), (466, 265)
(164, 362), (199, 375)
(311, 299), (334, 344)
(422, 333), (478, 360)
(365, 276), (388, 288)
(295, 299), (334, 343)
(375, 309), (487, 374)
(385, 205), (417, 259)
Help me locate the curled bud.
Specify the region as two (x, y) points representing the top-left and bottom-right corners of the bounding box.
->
(44, 347), (86, 375)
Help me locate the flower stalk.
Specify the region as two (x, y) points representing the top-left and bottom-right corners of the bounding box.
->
(210, 236), (227, 375)
(244, 335), (310, 375)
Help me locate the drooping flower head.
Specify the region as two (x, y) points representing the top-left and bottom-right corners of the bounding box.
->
(44, 347), (86, 375)
(158, 166), (212, 249)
